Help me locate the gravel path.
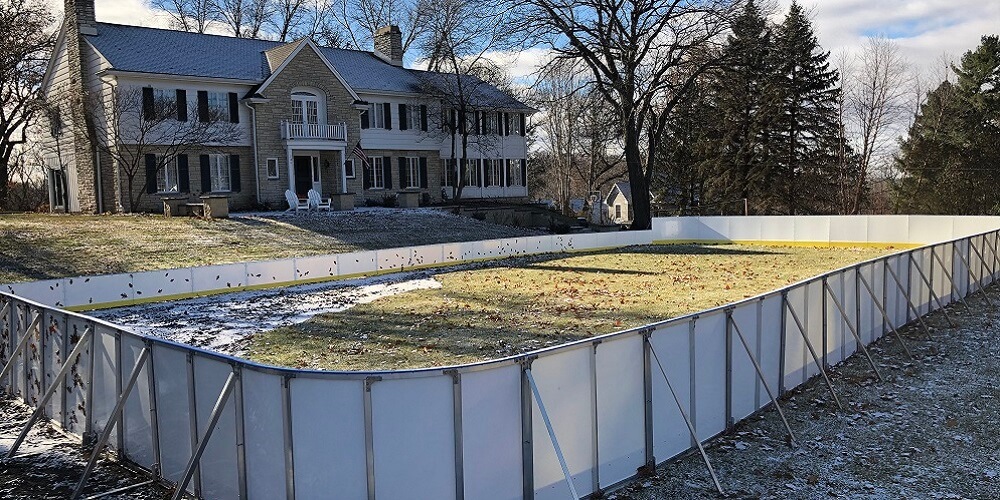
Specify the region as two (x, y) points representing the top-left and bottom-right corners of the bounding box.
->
(613, 290), (1000, 499)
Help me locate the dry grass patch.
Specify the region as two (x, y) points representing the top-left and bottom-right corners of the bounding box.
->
(0, 211), (539, 283)
(246, 244), (896, 371)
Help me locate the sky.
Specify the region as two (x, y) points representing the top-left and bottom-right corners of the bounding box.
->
(73, 0), (1000, 81)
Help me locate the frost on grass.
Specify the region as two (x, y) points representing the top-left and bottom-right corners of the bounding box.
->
(613, 291), (1000, 499)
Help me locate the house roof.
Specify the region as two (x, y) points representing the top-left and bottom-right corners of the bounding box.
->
(85, 22), (533, 110)
(606, 182), (632, 205)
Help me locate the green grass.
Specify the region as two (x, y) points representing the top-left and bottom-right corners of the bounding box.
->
(0, 211), (539, 283)
(246, 244), (898, 371)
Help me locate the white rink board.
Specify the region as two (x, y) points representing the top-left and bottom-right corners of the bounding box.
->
(372, 375), (456, 500)
(782, 286), (809, 388)
(151, 345), (193, 483)
(649, 322), (693, 461)
(531, 346), (595, 500)
(120, 334), (154, 470)
(290, 378), (367, 499)
(461, 364), (522, 500)
(241, 368), (288, 500)
(192, 356), (239, 500)
(729, 303), (759, 421)
(595, 334), (645, 488)
(758, 295), (783, 396)
(693, 312), (726, 440)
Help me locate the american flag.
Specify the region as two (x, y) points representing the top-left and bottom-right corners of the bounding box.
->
(352, 143), (371, 170)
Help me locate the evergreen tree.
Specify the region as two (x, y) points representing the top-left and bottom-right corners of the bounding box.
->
(710, 0), (780, 214)
(895, 35), (1000, 213)
(772, 1), (842, 214)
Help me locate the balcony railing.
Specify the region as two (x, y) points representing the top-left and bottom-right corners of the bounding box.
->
(281, 121), (347, 141)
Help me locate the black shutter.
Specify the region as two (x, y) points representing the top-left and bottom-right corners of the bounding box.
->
(399, 104), (408, 130)
(459, 159), (466, 186)
(519, 113), (526, 136)
(497, 112), (504, 135)
(176, 90), (187, 121)
(383, 157), (392, 189)
(361, 109), (369, 129)
(420, 105), (428, 131)
(520, 159), (527, 188)
(145, 154), (157, 193)
(142, 88), (155, 120)
(200, 154), (211, 192)
(458, 110), (466, 134)
(474, 111), (481, 134)
(419, 157), (428, 188)
(503, 113), (511, 136)
(198, 91), (209, 122)
(363, 161), (371, 189)
(230, 155), (241, 192)
(228, 93), (240, 123)
(177, 154), (190, 192)
(398, 157), (407, 188)
(383, 103), (392, 130)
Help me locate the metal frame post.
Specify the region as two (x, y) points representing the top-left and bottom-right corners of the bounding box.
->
(7, 326), (93, 457)
(71, 347), (150, 499)
(170, 371), (237, 500)
(884, 260), (935, 340)
(648, 343), (724, 495)
(146, 340), (162, 480)
(823, 281), (884, 382)
(724, 311), (733, 430)
(281, 374), (296, 500)
(641, 331), (655, 474)
(726, 315), (797, 447)
(589, 341), (601, 495)
(821, 278), (828, 369)
(520, 358), (536, 500)
(447, 369), (466, 500)
(363, 375), (380, 500)
(524, 368), (580, 500)
(782, 296), (843, 410)
(233, 365), (248, 500)
(858, 272), (914, 360)
(0, 310), (40, 388)
(778, 294), (787, 395)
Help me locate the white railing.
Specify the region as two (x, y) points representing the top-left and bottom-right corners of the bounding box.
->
(281, 121), (347, 141)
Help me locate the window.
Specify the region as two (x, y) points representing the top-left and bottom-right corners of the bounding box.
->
(209, 154), (231, 192)
(370, 103), (386, 129)
(156, 155), (180, 193)
(345, 159), (356, 178)
(408, 106), (422, 131)
(49, 167), (65, 208)
(266, 158), (279, 179)
(291, 91), (321, 125)
(507, 159), (523, 187)
(207, 92), (229, 120)
(486, 159), (503, 187)
(369, 156), (384, 189)
(48, 106), (63, 137)
(405, 157), (420, 188)
(153, 89), (176, 118)
(615, 205), (622, 219)
(442, 159), (456, 187)
(482, 112), (498, 135)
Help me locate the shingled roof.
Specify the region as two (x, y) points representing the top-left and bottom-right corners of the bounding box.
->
(85, 22), (532, 110)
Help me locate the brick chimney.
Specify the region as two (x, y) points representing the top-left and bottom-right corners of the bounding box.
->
(64, 0), (103, 212)
(374, 25), (404, 67)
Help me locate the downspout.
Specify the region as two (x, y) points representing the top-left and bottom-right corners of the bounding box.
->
(247, 102), (261, 205)
(95, 144), (103, 213)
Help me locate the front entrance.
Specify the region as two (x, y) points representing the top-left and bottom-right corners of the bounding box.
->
(293, 156), (314, 197)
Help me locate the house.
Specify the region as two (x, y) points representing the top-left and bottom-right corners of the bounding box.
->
(40, 0), (534, 213)
(606, 182), (633, 224)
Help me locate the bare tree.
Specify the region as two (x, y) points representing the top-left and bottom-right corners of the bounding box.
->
(520, 0), (739, 229)
(840, 36), (912, 214)
(414, 0), (521, 201)
(270, 0), (309, 41)
(0, 0), (54, 211)
(85, 86), (242, 212)
(331, 0), (427, 51)
(153, 0), (216, 33)
(6, 146), (48, 211)
(215, 0), (271, 38)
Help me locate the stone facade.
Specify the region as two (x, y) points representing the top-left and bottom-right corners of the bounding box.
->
(251, 42), (362, 208)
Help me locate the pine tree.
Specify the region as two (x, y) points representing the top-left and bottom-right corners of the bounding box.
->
(710, 0), (781, 214)
(772, 1), (842, 214)
(895, 35), (1000, 214)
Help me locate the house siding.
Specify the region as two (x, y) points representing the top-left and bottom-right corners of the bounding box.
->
(351, 148), (443, 206)
(122, 145), (255, 213)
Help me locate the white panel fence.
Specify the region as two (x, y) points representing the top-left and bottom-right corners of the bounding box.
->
(2, 215), (1000, 499)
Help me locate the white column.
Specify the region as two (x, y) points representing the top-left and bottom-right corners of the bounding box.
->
(341, 146), (348, 194)
(286, 146), (294, 195)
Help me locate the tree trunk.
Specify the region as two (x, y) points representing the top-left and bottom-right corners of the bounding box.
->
(625, 126), (651, 230)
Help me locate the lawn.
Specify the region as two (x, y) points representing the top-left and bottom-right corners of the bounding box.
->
(0, 210), (540, 283)
(246, 244), (897, 371)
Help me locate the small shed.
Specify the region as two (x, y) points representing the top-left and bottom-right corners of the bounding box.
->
(605, 182), (633, 224)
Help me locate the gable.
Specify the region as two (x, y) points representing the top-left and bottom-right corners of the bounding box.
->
(256, 40), (360, 102)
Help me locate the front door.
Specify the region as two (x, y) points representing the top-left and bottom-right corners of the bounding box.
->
(293, 156), (312, 197)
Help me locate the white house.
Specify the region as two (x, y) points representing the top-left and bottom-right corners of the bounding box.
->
(39, 0), (535, 213)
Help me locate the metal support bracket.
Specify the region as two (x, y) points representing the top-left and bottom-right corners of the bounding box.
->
(884, 261), (935, 340)
(857, 273), (915, 361)
(170, 371), (237, 500)
(823, 282), (885, 382)
(782, 297), (843, 410)
(524, 368), (580, 500)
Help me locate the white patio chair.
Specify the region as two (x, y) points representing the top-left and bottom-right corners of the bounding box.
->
(285, 190), (309, 212)
(308, 189), (332, 211)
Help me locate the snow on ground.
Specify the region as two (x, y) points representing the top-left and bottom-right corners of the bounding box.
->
(90, 272), (442, 357)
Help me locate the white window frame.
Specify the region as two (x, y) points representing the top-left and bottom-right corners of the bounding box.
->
(344, 159), (356, 179)
(207, 92), (229, 121)
(156, 155), (180, 193)
(483, 113), (498, 135)
(406, 157), (420, 189)
(615, 205), (622, 219)
(266, 158), (280, 179)
(209, 154), (231, 192)
(369, 156), (385, 189)
(370, 103), (386, 129)
(488, 159), (502, 187)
